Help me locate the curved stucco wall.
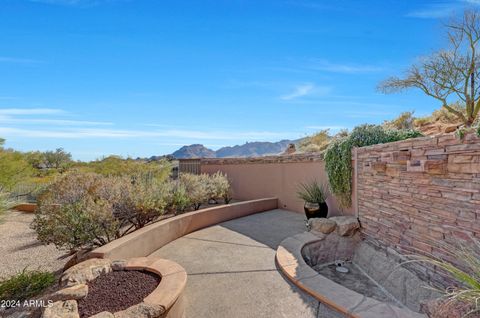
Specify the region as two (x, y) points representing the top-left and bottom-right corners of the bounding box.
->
(89, 198), (278, 260)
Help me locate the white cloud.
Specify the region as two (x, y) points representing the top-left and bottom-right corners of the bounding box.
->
(307, 59), (384, 74)
(0, 127), (294, 141)
(280, 83), (332, 101)
(407, 0), (480, 19)
(0, 108), (64, 115)
(29, 0), (125, 6)
(407, 5), (457, 19)
(281, 84), (315, 100)
(0, 117), (113, 126)
(305, 125), (346, 131)
(0, 56), (43, 64)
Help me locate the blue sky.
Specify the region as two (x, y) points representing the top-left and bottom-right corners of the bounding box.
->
(0, 0), (476, 160)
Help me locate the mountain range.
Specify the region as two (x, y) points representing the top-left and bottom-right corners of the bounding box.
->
(171, 139), (302, 159)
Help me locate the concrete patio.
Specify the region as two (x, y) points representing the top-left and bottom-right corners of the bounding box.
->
(149, 209), (344, 318)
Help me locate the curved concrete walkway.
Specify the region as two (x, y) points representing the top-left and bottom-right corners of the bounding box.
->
(149, 209), (344, 318)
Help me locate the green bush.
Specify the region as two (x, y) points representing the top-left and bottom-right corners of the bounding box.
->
(0, 269), (55, 304)
(325, 124), (422, 208)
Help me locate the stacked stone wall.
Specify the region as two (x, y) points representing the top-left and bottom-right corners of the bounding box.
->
(356, 133), (480, 265)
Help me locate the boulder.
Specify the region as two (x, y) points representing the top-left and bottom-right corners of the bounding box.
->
(308, 218), (336, 234)
(42, 300), (79, 318)
(60, 258), (111, 287)
(50, 284), (88, 302)
(444, 125), (459, 133)
(89, 312), (115, 318)
(113, 302), (165, 318)
(329, 216), (360, 236)
(111, 260), (127, 271)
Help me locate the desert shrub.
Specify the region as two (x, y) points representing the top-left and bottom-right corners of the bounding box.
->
(325, 124), (422, 207)
(414, 103), (466, 128)
(0, 269), (55, 304)
(32, 171), (169, 251)
(113, 178), (168, 229)
(209, 171), (232, 203)
(179, 173), (209, 210)
(33, 197), (120, 250)
(32, 173), (123, 250)
(299, 129), (332, 153)
(164, 181), (191, 214)
(383, 111), (416, 130)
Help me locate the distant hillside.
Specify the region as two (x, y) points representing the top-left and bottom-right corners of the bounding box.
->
(171, 139), (303, 159)
(171, 144), (216, 159)
(216, 140), (295, 157)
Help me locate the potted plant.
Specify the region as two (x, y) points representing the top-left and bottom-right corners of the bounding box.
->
(296, 181), (328, 219)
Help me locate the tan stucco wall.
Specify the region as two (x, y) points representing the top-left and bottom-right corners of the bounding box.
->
(201, 161), (354, 216)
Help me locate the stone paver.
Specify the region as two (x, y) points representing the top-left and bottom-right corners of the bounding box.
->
(150, 209), (345, 318)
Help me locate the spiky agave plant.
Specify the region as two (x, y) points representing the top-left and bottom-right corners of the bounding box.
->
(296, 180), (327, 204)
(405, 239), (480, 317)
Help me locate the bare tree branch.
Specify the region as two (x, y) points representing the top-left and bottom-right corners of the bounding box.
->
(379, 9), (480, 127)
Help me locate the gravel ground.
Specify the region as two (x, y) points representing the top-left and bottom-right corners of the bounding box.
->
(0, 210), (67, 279)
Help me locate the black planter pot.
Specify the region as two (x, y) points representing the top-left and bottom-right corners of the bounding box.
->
(304, 202), (328, 219)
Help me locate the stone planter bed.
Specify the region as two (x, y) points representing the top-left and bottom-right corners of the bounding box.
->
(42, 257), (186, 318)
(77, 270), (160, 317)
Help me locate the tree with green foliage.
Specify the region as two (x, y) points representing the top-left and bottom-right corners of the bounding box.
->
(379, 10), (480, 127)
(43, 148), (72, 170)
(77, 156), (171, 182)
(0, 150), (35, 191)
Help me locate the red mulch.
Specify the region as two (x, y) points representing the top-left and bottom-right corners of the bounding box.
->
(77, 270), (160, 317)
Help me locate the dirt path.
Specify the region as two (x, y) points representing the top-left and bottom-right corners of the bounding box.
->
(0, 211), (67, 279)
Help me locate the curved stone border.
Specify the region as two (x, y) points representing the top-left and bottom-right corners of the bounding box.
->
(115, 257), (187, 318)
(45, 257), (187, 318)
(275, 232), (425, 318)
(89, 198), (277, 260)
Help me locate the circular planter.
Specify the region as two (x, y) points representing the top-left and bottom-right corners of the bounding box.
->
(44, 257), (186, 318)
(304, 202), (328, 219)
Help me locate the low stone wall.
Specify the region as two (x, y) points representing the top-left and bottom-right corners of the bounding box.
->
(200, 154), (354, 216)
(356, 133), (480, 266)
(89, 198), (278, 260)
